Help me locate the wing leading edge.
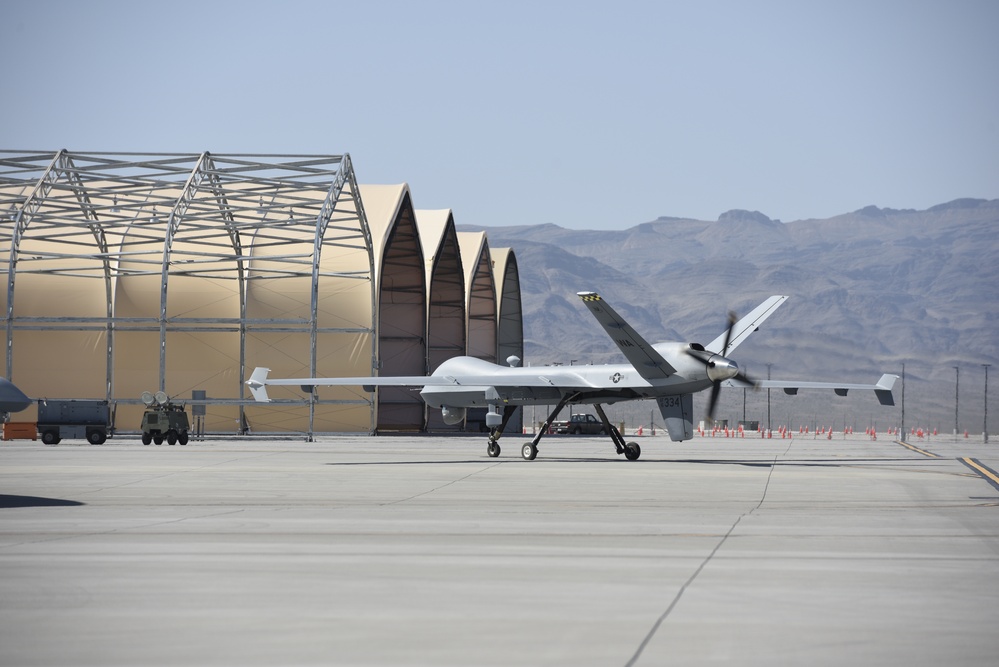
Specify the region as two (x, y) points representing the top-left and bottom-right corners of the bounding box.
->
(245, 364), (598, 402)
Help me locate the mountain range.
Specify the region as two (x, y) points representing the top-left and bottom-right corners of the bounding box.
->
(459, 198), (999, 434)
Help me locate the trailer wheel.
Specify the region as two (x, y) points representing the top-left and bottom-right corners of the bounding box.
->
(41, 430), (60, 445)
(87, 430), (107, 445)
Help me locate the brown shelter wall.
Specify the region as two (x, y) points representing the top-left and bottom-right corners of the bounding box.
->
(467, 248), (497, 362)
(375, 193), (426, 431)
(420, 213), (466, 432)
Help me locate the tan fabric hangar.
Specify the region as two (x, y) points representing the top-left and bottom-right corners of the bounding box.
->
(0, 151), (523, 437)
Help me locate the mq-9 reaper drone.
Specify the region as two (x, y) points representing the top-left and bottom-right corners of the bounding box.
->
(247, 292), (897, 460)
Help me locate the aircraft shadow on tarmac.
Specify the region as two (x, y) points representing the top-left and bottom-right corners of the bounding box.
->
(669, 457), (927, 468)
(0, 495), (85, 508)
(324, 457), (922, 468)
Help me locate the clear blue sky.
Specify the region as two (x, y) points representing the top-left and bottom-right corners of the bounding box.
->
(2, 0), (996, 229)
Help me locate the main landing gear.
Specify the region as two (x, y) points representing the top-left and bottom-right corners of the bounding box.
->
(483, 396), (641, 461)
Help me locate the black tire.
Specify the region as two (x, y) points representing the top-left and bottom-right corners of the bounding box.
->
(487, 441), (500, 458)
(41, 430), (60, 446)
(572, 427), (581, 435)
(167, 430), (177, 446)
(153, 433), (163, 445)
(87, 430), (106, 445)
(141, 432), (152, 445)
(521, 442), (538, 461)
(178, 431), (189, 446)
(624, 442), (641, 461)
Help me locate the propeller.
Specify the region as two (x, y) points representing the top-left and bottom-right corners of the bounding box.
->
(687, 311), (759, 422)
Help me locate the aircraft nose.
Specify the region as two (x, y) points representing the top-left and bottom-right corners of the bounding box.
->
(706, 356), (739, 383)
(0, 377), (32, 413)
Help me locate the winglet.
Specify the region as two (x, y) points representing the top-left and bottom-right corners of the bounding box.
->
(246, 367), (271, 402)
(875, 373), (898, 406)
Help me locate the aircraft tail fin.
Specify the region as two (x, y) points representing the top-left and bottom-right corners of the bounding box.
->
(657, 394), (694, 442)
(707, 295), (788, 355)
(246, 367), (271, 402)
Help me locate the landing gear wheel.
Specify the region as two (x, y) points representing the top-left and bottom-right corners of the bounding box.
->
(521, 442), (538, 461)
(487, 441), (500, 458)
(624, 442), (641, 461)
(141, 432), (152, 445)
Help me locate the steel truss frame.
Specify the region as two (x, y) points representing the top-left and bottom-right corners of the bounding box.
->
(0, 150), (375, 436)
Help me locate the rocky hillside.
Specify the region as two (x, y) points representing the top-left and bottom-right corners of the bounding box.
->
(460, 199), (999, 434)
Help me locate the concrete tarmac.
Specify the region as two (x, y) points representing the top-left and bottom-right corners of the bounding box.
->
(1, 432), (998, 666)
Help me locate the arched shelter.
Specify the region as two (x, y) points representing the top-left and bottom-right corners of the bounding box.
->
(491, 247), (524, 433)
(492, 248), (523, 368)
(456, 232), (496, 363)
(359, 184), (427, 432)
(415, 209), (466, 431)
(415, 209), (466, 372)
(0, 150), (375, 437)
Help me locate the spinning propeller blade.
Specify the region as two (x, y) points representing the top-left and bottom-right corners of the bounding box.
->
(689, 310), (759, 422)
(721, 311), (736, 357)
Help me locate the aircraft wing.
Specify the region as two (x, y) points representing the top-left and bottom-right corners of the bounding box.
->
(577, 292), (677, 380)
(245, 366), (597, 402)
(724, 373), (899, 406)
(706, 295), (788, 355)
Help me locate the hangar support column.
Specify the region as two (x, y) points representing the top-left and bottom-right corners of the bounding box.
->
(4, 150), (115, 401)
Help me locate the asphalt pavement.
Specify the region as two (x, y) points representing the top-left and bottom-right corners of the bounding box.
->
(2, 432), (997, 666)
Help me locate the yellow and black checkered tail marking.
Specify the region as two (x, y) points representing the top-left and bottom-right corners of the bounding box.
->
(579, 292), (602, 302)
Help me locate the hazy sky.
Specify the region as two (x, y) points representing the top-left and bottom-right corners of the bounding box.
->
(1, 0), (996, 229)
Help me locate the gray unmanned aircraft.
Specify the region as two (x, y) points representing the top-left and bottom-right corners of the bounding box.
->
(0, 376), (32, 416)
(247, 292), (897, 461)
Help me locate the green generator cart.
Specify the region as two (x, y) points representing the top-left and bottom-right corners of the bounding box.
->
(140, 391), (191, 445)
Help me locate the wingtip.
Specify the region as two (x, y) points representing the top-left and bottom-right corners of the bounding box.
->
(246, 367), (271, 402)
(876, 373), (899, 390)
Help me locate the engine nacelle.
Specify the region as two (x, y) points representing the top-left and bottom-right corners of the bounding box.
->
(705, 354), (739, 382)
(441, 405), (466, 425)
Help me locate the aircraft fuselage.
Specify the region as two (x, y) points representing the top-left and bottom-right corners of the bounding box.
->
(418, 355), (715, 410)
